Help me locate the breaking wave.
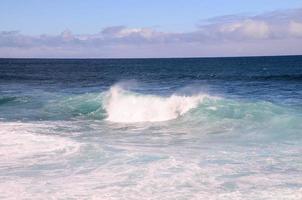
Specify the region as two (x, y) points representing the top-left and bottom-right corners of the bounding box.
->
(103, 86), (213, 123)
(1, 85), (301, 133)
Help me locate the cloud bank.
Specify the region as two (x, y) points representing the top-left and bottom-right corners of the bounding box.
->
(1, 8), (302, 58)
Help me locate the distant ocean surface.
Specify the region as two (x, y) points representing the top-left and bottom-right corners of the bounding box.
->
(0, 56), (302, 199)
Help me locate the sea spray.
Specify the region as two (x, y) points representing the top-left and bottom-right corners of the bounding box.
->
(104, 85), (212, 123)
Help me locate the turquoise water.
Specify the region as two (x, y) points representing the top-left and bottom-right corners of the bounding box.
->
(0, 56), (302, 199)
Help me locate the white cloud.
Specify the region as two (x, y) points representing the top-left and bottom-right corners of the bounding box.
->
(0, 8), (302, 57)
(289, 21), (302, 37)
(60, 30), (74, 41)
(115, 28), (153, 38)
(101, 26), (162, 40)
(220, 20), (270, 39)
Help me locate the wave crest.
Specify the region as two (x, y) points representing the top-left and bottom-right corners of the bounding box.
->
(104, 86), (210, 123)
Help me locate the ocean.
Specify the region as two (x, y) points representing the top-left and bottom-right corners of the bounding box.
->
(0, 56), (302, 199)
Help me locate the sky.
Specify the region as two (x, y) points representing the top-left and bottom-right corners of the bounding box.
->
(0, 0), (302, 58)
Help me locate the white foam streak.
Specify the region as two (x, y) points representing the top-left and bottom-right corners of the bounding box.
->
(104, 86), (209, 123)
(0, 122), (80, 166)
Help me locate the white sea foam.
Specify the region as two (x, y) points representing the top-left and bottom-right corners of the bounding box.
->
(0, 120), (301, 199)
(104, 85), (210, 123)
(0, 122), (80, 167)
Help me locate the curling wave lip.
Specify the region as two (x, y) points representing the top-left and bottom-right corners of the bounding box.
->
(103, 85), (215, 123)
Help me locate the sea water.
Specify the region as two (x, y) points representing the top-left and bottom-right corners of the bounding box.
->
(0, 56), (302, 199)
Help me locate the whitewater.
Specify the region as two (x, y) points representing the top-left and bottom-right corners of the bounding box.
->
(104, 85), (214, 122)
(0, 57), (302, 199)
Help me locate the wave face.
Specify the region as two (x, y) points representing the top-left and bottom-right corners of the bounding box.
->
(103, 85), (211, 123)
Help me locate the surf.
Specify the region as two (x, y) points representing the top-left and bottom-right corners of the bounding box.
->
(103, 85), (213, 123)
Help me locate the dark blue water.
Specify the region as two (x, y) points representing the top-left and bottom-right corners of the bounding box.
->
(0, 56), (302, 199)
(1, 56), (302, 98)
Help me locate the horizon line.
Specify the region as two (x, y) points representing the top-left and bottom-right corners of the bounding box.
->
(1, 54), (302, 60)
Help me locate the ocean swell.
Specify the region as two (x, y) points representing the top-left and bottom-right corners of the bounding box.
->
(2, 85), (301, 131)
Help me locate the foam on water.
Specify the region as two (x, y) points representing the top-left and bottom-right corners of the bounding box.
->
(104, 85), (212, 123)
(1, 120), (301, 199)
(0, 122), (80, 167)
(0, 89), (302, 199)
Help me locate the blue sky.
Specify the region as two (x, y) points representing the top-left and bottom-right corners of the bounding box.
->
(0, 0), (302, 57)
(1, 0), (302, 34)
